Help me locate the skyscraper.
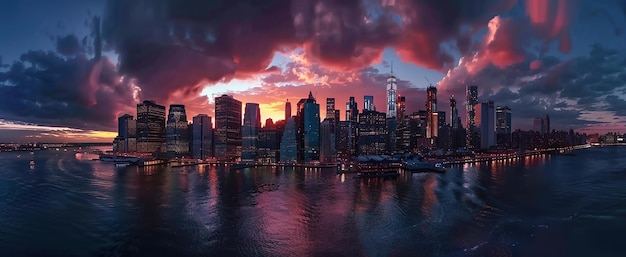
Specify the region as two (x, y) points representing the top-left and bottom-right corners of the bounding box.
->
(280, 117), (297, 163)
(450, 96), (459, 129)
(285, 99), (292, 120)
(358, 110), (387, 155)
(303, 95), (320, 162)
(466, 85), (479, 149)
(326, 98), (335, 120)
(136, 100), (166, 154)
(386, 72), (398, 119)
(545, 114), (550, 133)
(214, 94), (242, 162)
(533, 118), (545, 133)
(116, 114), (136, 153)
(496, 106), (512, 147)
(363, 95), (374, 111)
(166, 104), (190, 158)
(242, 103), (261, 163)
(346, 97), (358, 122)
(475, 101), (495, 149)
(192, 114), (213, 160)
(320, 118), (336, 163)
(426, 85), (438, 140)
(397, 96), (406, 122)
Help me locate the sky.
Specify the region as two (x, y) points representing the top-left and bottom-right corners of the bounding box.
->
(1, 0), (626, 143)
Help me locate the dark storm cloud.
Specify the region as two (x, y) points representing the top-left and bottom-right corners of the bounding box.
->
(100, 0), (540, 104)
(0, 48), (137, 131)
(56, 35), (83, 56)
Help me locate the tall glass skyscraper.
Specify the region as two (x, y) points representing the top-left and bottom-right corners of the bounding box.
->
(192, 114), (213, 160)
(280, 117), (297, 163)
(475, 101), (495, 149)
(363, 95), (374, 112)
(285, 99), (292, 120)
(303, 97), (320, 162)
(116, 114), (136, 153)
(166, 104), (190, 158)
(466, 85), (479, 149)
(496, 106), (512, 147)
(358, 110), (387, 155)
(426, 85), (438, 140)
(386, 73), (397, 119)
(215, 94), (242, 162)
(136, 100), (166, 154)
(450, 96), (459, 129)
(242, 103), (261, 163)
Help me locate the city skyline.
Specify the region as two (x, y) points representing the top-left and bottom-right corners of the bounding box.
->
(1, 0), (626, 142)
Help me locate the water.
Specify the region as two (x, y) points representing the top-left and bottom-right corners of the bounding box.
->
(1, 147), (626, 257)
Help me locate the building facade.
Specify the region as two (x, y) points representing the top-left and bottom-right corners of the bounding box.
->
(166, 104), (190, 158)
(242, 103), (261, 163)
(466, 85), (479, 149)
(214, 94), (242, 162)
(136, 100), (166, 154)
(475, 101), (495, 149)
(496, 106), (512, 147)
(192, 114), (213, 160)
(358, 110), (387, 155)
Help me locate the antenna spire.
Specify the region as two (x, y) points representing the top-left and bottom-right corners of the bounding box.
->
(390, 60), (394, 75)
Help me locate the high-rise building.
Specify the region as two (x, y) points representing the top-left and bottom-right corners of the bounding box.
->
(475, 101), (495, 149)
(326, 98), (335, 120)
(303, 96), (320, 162)
(496, 106), (512, 147)
(358, 110), (387, 155)
(285, 99), (292, 120)
(426, 85), (438, 141)
(533, 118), (545, 133)
(279, 117), (297, 163)
(450, 96), (459, 129)
(545, 114), (550, 134)
(214, 94), (242, 162)
(136, 100), (166, 154)
(258, 118), (279, 163)
(386, 72), (398, 119)
(346, 97), (358, 122)
(192, 114), (213, 160)
(466, 85), (479, 149)
(363, 95), (374, 112)
(397, 96), (406, 122)
(166, 104), (190, 158)
(242, 103), (261, 163)
(116, 114), (136, 153)
(320, 118), (336, 163)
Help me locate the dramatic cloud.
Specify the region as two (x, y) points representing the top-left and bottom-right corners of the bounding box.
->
(0, 33), (138, 131)
(101, 0), (576, 107)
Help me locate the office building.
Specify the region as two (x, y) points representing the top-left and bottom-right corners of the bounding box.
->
(166, 104), (190, 158)
(320, 118), (336, 163)
(303, 95), (320, 162)
(285, 99), (292, 120)
(545, 114), (551, 133)
(326, 98), (335, 120)
(242, 103), (261, 163)
(475, 101), (495, 149)
(136, 100), (166, 154)
(192, 114), (213, 160)
(496, 106), (512, 147)
(386, 71), (398, 119)
(280, 117), (297, 163)
(533, 117), (545, 133)
(426, 85), (438, 141)
(450, 96), (459, 129)
(363, 95), (374, 111)
(466, 85), (479, 149)
(116, 114), (136, 153)
(358, 110), (387, 155)
(214, 94), (242, 162)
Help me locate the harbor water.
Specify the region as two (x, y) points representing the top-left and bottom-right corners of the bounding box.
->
(1, 147), (625, 256)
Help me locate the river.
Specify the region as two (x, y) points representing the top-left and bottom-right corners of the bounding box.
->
(1, 147), (625, 257)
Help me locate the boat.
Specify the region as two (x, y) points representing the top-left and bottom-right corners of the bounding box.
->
(229, 163), (256, 170)
(99, 154), (140, 164)
(29, 160), (35, 166)
(402, 160), (446, 173)
(355, 155), (401, 178)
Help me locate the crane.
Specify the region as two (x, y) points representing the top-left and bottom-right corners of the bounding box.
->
(424, 76), (434, 87)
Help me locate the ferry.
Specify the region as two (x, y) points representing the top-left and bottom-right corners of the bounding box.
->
(402, 160), (446, 173)
(99, 154), (140, 164)
(355, 155), (401, 178)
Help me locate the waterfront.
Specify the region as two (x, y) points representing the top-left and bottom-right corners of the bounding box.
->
(1, 147), (626, 256)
